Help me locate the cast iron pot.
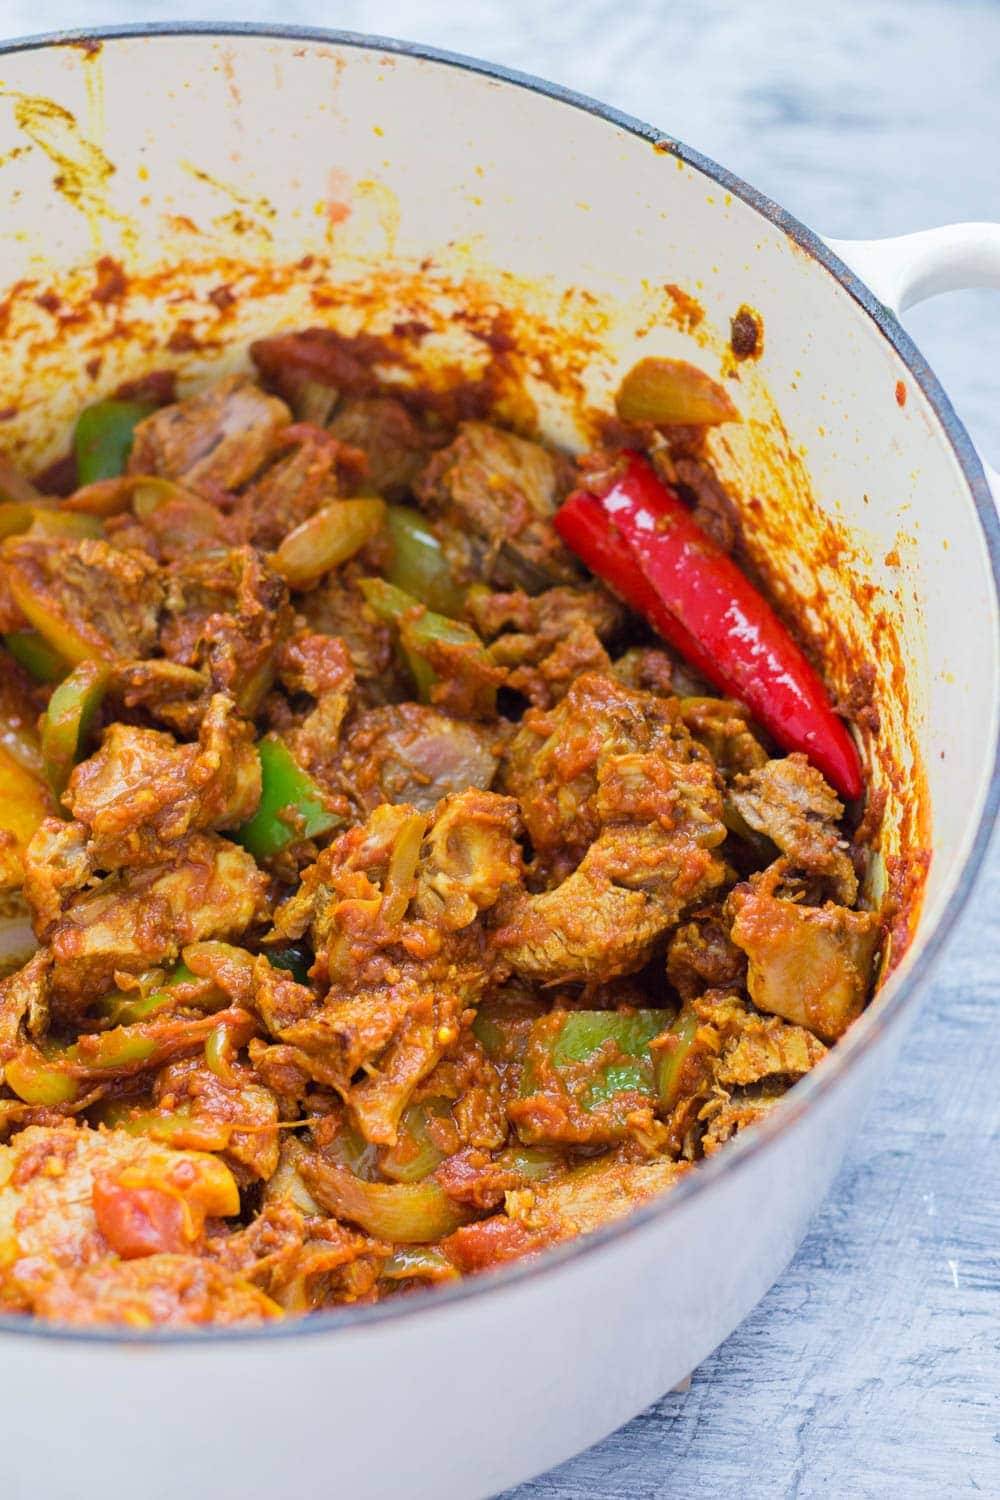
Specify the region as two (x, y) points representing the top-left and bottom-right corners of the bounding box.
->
(0, 26), (996, 1500)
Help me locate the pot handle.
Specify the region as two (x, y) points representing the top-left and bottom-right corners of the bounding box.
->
(825, 223), (1000, 499)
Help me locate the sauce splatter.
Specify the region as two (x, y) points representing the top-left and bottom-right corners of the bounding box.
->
(5, 93), (125, 246)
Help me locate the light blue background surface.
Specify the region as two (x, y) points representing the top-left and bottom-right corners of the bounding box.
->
(1, 4), (997, 1495)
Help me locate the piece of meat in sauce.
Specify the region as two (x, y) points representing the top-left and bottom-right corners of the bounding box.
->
(727, 861), (881, 1041)
(210, 1194), (387, 1311)
(227, 426), (365, 550)
(333, 702), (501, 816)
(666, 908), (748, 1001)
(149, 1054), (280, 1186)
(495, 673), (727, 982)
(127, 373), (290, 493)
(328, 395), (439, 499)
(728, 753), (857, 902)
(161, 547), (292, 715)
(414, 421), (582, 592)
(443, 1153), (691, 1272)
(0, 1123), (242, 1312)
(66, 693), (260, 867)
(23, 1253), (282, 1328)
(25, 829), (267, 1015)
(677, 696), (769, 781)
(266, 789), (523, 1144)
(297, 574), (399, 699)
(2, 536), (163, 660)
(273, 631), (357, 784)
(469, 584), (623, 708)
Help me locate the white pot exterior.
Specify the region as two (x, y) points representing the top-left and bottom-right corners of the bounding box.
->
(0, 28), (995, 1500)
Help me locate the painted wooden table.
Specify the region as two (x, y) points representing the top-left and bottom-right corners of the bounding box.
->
(4, 2), (998, 1494)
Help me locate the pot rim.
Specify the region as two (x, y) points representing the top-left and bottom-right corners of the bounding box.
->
(0, 20), (996, 1348)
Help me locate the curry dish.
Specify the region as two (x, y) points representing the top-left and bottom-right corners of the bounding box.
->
(0, 329), (881, 1328)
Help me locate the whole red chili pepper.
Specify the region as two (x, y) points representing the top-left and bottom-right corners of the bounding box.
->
(554, 452), (863, 800)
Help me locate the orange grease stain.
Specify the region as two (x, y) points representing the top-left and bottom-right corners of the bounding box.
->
(325, 167), (353, 226)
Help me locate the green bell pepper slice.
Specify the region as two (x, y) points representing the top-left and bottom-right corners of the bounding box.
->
(654, 1004), (702, 1110)
(95, 961), (203, 1027)
(515, 1009), (672, 1144)
(234, 736), (340, 860)
(380, 1246), (460, 1283)
(3, 1048), (81, 1106)
(385, 506), (466, 616)
(40, 659), (110, 799)
(73, 398), (157, 485)
(69, 1027), (158, 1070)
(264, 944), (313, 985)
(4, 630), (68, 684)
(359, 577), (493, 706)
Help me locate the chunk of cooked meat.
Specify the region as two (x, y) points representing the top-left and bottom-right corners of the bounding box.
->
(333, 702), (501, 816)
(2, 536), (163, 660)
(666, 909), (747, 1001)
(677, 696), (768, 780)
(20, 819), (92, 936)
(228, 426), (361, 549)
(496, 751), (728, 983)
(501, 672), (688, 883)
(504, 1153), (689, 1240)
(414, 421), (582, 592)
(612, 646), (677, 698)
(297, 574), (398, 694)
(161, 547), (292, 715)
(701, 1090), (783, 1154)
(267, 790), (523, 1144)
(0, 948), (50, 1058)
(108, 659), (213, 735)
(495, 673), (726, 983)
(469, 584), (622, 708)
(648, 989), (824, 1158)
(105, 484), (230, 564)
(0, 1123), (240, 1310)
(67, 694), (261, 867)
(150, 1055), (280, 1185)
(31, 832), (267, 1013)
(714, 1008), (827, 1087)
(328, 395), (437, 499)
(728, 753), (857, 902)
(20, 1253), (281, 1327)
(274, 631), (356, 783)
(727, 862), (881, 1041)
(128, 373), (290, 491)
(210, 1195), (387, 1311)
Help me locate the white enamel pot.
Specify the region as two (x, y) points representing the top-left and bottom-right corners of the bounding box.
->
(0, 26), (996, 1500)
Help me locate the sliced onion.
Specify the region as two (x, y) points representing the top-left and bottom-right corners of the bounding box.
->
(616, 357), (739, 426)
(298, 1154), (472, 1242)
(129, 476), (202, 521)
(0, 894), (38, 975)
(272, 498), (386, 587)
